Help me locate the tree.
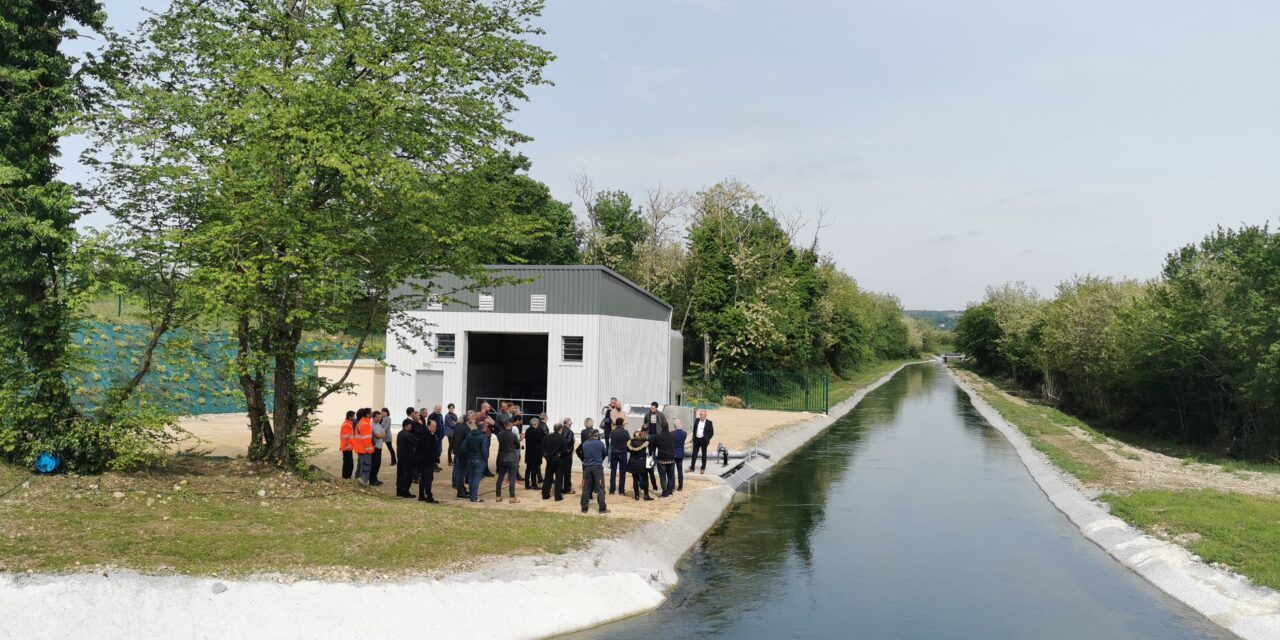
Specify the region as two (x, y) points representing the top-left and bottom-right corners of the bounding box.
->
(467, 153), (581, 265)
(0, 0), (104, 459)
(579, 176), (646, 271)
(87, 0), (553, 468)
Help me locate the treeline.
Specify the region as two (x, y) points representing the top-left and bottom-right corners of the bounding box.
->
(956, 225), (1280, 459)
(491, 172), (942, 377)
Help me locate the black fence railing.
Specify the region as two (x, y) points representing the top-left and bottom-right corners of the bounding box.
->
(718, 371), (829, 414)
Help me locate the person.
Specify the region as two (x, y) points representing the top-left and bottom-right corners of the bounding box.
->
(689, 410), (715, 473)
(541, 423), (565, 501)
(417, 419), (441, 503)
(427, 405), (446, 472)
(642, 401), (668, 435)
(579, 429), (608, 514)
(601, 398), (622, 453)
(627, 427), (653, 501)
(462, 420), (488, 502)
(451, 415), (474, 498)
(395, 408), (419, 498)
(477, 404), (496, 478)
(655, 422), (676, 497)
(580, 417), (598, 445)
(381, 407), (397, 467)
(608, 417), (629, 495)
(369, 409), (388, 486)
(443, 403), (458, 465)
(559, 417), (575, 495)
(495, 418), (521, 503)
(645, 419), (659, 494)
(353, 408), (376, 483)
(523, 417), (545, 490)
(339, 411), (356, 480)
(671, 419), (688, 492)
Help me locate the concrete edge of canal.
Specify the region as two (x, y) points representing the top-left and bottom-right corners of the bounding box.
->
(946, 365), (1280, 640)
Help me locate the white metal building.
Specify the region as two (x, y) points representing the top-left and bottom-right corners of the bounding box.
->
(385, 266), (683, 424)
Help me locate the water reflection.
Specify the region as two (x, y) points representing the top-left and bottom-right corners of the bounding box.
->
(569, 363), (1231, 640)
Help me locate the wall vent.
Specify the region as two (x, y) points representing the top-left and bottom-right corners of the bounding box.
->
(478, 294), (494, 312)
(530, 294), (547, 313)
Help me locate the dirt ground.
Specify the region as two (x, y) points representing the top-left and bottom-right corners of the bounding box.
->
(954, 369), (1280, 497)
(175, 407), (806, 521)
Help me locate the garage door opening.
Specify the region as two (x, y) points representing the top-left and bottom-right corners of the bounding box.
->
(466, 332), (548, 421)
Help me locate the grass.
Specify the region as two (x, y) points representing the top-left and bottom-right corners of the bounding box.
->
(1103, 490), (1280, 591)
(829, 358), (922, 406)
(0, 457), (629, 578)
(954, 366), (1117, 484)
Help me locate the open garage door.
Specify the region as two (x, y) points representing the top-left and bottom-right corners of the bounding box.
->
(465, 332), (548, 422)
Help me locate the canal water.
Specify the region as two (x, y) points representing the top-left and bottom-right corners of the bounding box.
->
(570, 363), (1233, 639)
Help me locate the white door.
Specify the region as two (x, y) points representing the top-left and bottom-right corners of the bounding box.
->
(414, 370), (444, 410)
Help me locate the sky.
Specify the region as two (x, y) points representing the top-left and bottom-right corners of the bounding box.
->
(60, 0), (1280, 309)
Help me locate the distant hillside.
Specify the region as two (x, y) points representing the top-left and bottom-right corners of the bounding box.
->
(905, 309), (961, 331)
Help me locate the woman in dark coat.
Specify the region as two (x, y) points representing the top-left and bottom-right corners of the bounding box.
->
(522, 417), (546, 490)
(627, 428), (653, 501)
(654, 424), (676, 497)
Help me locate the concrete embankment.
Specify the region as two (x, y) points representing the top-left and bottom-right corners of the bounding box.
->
(0, 363), (916, 640)
(947, 365), (1280, 640)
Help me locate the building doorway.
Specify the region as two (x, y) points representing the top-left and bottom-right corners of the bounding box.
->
(465, 332), (548, 422)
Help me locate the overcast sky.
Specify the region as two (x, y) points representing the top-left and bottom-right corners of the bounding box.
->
(62, 0), (1280, 309)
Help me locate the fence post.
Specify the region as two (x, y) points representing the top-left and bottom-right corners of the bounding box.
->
(744, 373), (751, 409)
(824, 373), (830, 414)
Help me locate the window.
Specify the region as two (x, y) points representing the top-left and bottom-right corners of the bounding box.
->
(436, 333), (455, 359)
(562, 335), (584, 362)
(530, 294), (547, 313)
(426, 296), (443, 311)
(478, 294), (494, 311)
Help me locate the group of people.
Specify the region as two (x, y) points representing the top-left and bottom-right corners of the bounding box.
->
(338, 398), (718, 516)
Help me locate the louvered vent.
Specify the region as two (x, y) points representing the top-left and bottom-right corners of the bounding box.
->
(530, 294), (547, 313)
(478, 294), (494, 311)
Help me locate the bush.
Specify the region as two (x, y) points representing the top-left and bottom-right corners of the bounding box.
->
(721, 395), (745, 409)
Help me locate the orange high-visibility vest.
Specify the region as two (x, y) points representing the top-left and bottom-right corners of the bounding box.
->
(351, 417), (375, 455)
(339, 419), (354, 452)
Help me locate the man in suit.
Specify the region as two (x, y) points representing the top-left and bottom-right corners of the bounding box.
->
(427, 405), (446, 473)
(541, 423), (565, 501)
(559, 418), (576, 495)
(689, 410), (714, 473)
(417, 418), (441, 503)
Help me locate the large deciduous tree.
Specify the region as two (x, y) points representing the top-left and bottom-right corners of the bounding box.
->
(0, 0), (103, 454)
(87, 0), (553, 467)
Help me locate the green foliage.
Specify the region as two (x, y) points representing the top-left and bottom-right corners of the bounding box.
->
(85, 0), (553, 467)
(583, 190), (647, 270)
(959, 224), (1280, 460)
(465, 153), (582, 265)
(28, 395), (181, 473)
(0, 0), (104, 466)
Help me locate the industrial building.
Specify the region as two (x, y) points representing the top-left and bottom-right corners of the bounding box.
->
(385, 265), (683, 424)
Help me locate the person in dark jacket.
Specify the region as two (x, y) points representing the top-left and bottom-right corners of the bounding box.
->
(689, 410), (715, 473)
(626, 428), (653, 501)
(655, 423), (676, 497)
(523, 417), (545, 490)
(443, 403), (458, 465)
(541, 424), (565, 501)
(463, 423), (488, 502)
(451, 415), (474, 498)
(559, 418), (576, 495)
(608, 417), (629, 494)
(579, 430), (608, 514)
(395, 407), (420, 498)
(417, 419), (441, 503)
(426, 405), (446, 472)
(645, 423), (660, 494)
(671, 419), (688, 491)
(495, 418), (521, 503)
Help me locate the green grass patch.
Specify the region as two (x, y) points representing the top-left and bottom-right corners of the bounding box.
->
(1103, 490), (1280, 591)
(953, 366), (1117, 484)
(829, 359), (922, 406)
(0, 459), (629, 578)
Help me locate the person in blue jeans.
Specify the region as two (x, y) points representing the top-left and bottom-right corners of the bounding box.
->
(608, 417), (630, 494)
(463, 421), (489, 502)
(671, 419), (688, 491)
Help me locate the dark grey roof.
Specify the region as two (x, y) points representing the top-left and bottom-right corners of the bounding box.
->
(396, 265), (672, 322)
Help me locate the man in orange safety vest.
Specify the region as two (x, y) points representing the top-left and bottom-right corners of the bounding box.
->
(340, 410), (356, 480)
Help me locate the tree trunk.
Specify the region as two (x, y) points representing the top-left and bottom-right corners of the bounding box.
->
(237, 315), (273, 458)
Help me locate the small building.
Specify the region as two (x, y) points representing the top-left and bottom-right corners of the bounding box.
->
(385, 265), (683, 424)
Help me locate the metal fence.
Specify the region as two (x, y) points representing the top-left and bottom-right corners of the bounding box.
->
(718, 371), (830, 414)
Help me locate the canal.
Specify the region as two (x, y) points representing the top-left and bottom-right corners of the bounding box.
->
(570, 363), (1233, 639)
